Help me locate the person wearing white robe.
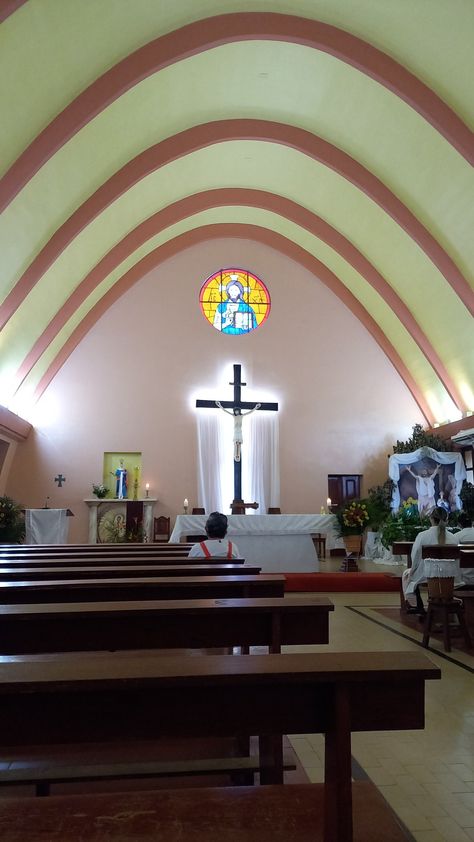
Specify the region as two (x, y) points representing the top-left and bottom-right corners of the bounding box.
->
(402, 507), (458, 611)
(456, 514), (474, 585)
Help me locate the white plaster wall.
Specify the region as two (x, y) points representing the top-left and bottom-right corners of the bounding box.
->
(7, 239), (424, 541)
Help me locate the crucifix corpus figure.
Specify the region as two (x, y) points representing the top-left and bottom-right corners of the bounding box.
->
(196, 364), (278, 513)
(215, 402), (261, 462)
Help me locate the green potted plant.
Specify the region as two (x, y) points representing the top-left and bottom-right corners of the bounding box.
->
(92, 483), (109, 499)
(366, 480), (395, 531)
(0, 495), (25, 544)
(380, 499), (430, 550)
(460, 481), (474, 524)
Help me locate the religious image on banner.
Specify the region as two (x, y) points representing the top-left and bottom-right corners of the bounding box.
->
(388, 447), (466, 516)
(199, 268), (270, 335)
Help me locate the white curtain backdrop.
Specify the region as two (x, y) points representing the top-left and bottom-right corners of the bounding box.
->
(242, 411), (280, 514)
(197, 410), (280, 515)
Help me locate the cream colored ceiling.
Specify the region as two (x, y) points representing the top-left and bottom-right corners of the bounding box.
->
(0, 0), (472, 425)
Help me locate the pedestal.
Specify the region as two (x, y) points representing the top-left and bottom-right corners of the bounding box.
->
(84, 499), (157, 543)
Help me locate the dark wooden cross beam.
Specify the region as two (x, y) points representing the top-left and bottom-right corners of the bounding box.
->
(54, 474), (66, 488)
(196, 364), (278, 511)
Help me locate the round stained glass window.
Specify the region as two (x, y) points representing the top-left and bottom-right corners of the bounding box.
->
(200, 268), (271, 335)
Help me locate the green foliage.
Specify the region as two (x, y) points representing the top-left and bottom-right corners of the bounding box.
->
(0, 495), (25, 544)
(460, 481), (474, 520)
(366, 480), (395, 530)
(392, 423), (449, 453)
(380, 503), (430, 549)
(92, 483), (109, 499)
(104, 516), (143, 543)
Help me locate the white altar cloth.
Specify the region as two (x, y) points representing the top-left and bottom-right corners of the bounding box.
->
(25, 509), (69, 544)
(170, 514), (337, 572)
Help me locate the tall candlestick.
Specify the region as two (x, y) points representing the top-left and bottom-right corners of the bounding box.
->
(145, 483), (150, 498)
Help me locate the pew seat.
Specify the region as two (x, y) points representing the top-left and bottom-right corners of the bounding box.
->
(0, 650), (440, 842)
(0, 563), (258, 581)
(0, 780), (413, 841)
(0, 751), (296, 797)
(0, 573), (285, 603)
(0, 595), (333, 654)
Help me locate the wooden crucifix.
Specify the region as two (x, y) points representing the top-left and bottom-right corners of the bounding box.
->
(196, 364), (278, 513)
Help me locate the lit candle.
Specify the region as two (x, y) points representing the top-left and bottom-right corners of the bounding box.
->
(146, 483), (150, 491)
(184, 498), (189, 508)
(327, 497), (332, 507)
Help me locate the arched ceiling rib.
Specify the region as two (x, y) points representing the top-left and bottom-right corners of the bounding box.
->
(0, 10), (471, 213)
(2, 119), (472, 332)
(32, 223), (434, 424)
(0, 3), (472, 426)
(0, 1), (26, 24)
(14, 188), (463, 411)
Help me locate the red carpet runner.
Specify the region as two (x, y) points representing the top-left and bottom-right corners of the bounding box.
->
(284, 572), (400, 593)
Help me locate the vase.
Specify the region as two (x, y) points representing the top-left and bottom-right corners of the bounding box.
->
(343, 534), (362, 556)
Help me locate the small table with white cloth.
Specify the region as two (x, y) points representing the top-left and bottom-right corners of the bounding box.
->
(24, 508), (73, 544)
(170, 514), (337, 572)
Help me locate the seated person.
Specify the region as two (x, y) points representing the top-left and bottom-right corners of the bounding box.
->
(402, 506), (458, 613)
(456, 512), (474, 586)
(188, 511), (241, 559)
(456, 512), (474, 544)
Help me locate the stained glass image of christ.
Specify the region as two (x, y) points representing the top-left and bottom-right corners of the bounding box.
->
(200, 269), (271, 335)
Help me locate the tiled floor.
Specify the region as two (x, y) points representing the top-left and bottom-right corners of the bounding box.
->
(286, 557), (474, 842)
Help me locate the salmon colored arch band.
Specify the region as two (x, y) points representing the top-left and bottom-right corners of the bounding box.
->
(0, 0), (27, 23)
(15, 187), (464, 412)
(2, 120), (472, 335)
(33, 223), (434, 425)
(0, 11), (471, 214)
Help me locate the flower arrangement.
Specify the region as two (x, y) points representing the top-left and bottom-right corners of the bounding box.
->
(0, 495), (25, 544)
(335, 499), (370, 536)
(92, 483), (109, 499)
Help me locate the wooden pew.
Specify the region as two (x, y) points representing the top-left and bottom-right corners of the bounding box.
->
(392, 540), (414, 568)
(0, 650), (440, 842)
(0, 543), (193, 554)
(0, 563), (259, 581)
(0, 595), (333, 655)
(421, 544), (474, 560)
(0, 573), (285, 604)
(0, 554), (246, 567)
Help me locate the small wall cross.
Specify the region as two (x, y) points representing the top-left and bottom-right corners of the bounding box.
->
(54, 474), (66, 488)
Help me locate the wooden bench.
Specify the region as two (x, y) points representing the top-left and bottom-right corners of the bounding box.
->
(456, 589), (474, 627)
(0, 554), (246, 567)
(0, 573), (285, 604)
(0, 595), (333, 655)
(0, 543), (193, 555)
(421, 544), (474, 560)
(0, 563), (258, 581)
(0, 650), (440, 841)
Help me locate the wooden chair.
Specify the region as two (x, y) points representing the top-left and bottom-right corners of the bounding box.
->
(422, 557), (472, 652)
(153, 516), (171, 543)
(267, 507), (281, 514)
(311, 533), (327, 559)
(191, 507), (205, 515)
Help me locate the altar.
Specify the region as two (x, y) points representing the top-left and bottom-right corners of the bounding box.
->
(84, 498), (157, 543)
(170, 514), (337, 572)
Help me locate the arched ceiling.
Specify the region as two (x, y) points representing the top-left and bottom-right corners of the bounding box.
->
(0, 0), (473, 426)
